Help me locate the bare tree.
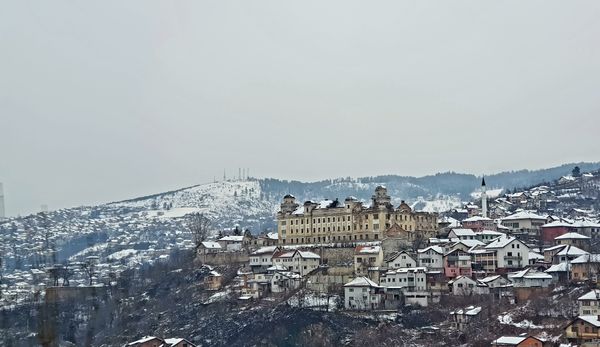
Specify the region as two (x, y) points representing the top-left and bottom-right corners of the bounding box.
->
(81, 257), (99, 286)
(189, 213), (212, 249)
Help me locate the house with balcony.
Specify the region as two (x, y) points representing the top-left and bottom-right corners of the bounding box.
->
(483, 235), (528, 273)
(385, 251), (416, 269)
(571, 254), (600, 282)
(565, 315), (600, 344)
(578, 289), (600, 315)
(461, 216), (496, 232)
(354, 245), (384, 278)
(249, 246), (280, 273)
(417, 246), (444, 271)
(271, 249), (320, 277)
(555, 232), (591, 251)
(344, 276), (382, 310)
(443, 249), (472, 278)
(501, 211), (547, 241)
(450, 306), (482, 331)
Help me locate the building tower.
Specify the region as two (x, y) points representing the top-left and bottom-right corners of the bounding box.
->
(481, 177), (487, 218)
(0, 182), (5, 219)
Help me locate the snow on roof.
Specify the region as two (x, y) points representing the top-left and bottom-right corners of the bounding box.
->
(509, 268), (553, 280)
(164, 338), (186, 346)
(555, 232), (590, 240)
(556, 245), (588, 256)
(478, 230), (505, 236)
(502, 211), (546, 221)
(479, 275), (503, 283)
(387, 267), (428, 274)
(201, 241), (222, 249)
(578, 289), (600, 301)
(355, 245), (381, 254)
(218, 235), (244, 242)
(465, 306), (482, 315)
(462, 216), (493, 222)
(571, 254), (600, 264)
(577, 315), (600, 327)
(542, 220), (573, 228)
(251, 246), (278, 255)
(492, 336), (527, 345)
(126, 336), (162, 346)
(545, 262), (571, 273)
(298, 251), (320, 259)
(528, 251), (544, 260)
(418, 246), (443, 254)
(485, 235), (519, 249)
(266, 232), (279, 240)
(544, 244), (566, 252)
(450, 228), (477, 236)
(453, 239), (485, 248)
(344, 276), (379, 287)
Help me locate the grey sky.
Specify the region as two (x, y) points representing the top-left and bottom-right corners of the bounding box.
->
(1, 1), (599, 216)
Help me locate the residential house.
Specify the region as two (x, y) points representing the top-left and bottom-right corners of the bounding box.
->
(443, 249), (472, 278)
(578, 289), (600, 315)
(571, 254), (600, 282)
(217, 235), (245, 251)
(249, 246), (279, 273)
(476, 230), (506, 244)
(450, 306), (481, 331)
(461, 216), (496, 232)
(541, 220), (574, 244)
(204, 270), (223, 291)
(448, 275), (478, 295)
(483, 235), (529, 273)
(344, 277), (382, 310)
(448, 228), (477, 241)
(501, 211), (547, 240)
(354, 245), (384, 277)
(380, 267), (431, 306)
(417, 246), (444, 271)
(544, 262), (570, 283)
(272, 250), (320, 277)
(125, 336), (165, 347)
(491, 335), (545, 347)
(164, 338), (196, 347)
(197, 241), (222, 255)
(554, 232), (591, 251)
(565, 315), (600, 343)
(385, 251), (416, 269)
(553, 245), (588, 264)
(508, 268), (553, 288)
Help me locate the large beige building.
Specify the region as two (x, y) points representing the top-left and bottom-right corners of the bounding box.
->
(277, 186), (438, 245)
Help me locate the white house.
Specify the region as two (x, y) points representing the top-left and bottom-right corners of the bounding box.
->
(217, 235), (244, 251)
(417, 246), (444, 271)
(354, 245), (384, 275)
(380, 267), (428, 292)
(272, 249), (320, 277)
(448, 275), (478, 295)
(249, 246), (279, 273)
(344, 277), (382, 310)
(385, 251), (416, 269)
(448, 228), (477, 241)
(578, 289), (600, 315)
(508, 268), (554, 288)
(484, 235), (529, 271)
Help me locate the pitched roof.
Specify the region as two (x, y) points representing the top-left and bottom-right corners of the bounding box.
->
(201, 241), (222, 249)
(555, 232), (590, 240)
(355, 245), (381, 254)
(578, 289), (600, 301)
(449, 228), (477, 237)
(418, 246), (443, 254)
(556, 245), (588, 256)
(577, 315), (600, 327)
(344, 276), (379, 287)
(571, 254), (600, 264)
(298, 251), (320, 259)
(502, 211), (546, 221)
(218, 235), (244, 242)
(491, 336), (526, 345)
(485, 235), (519, 249)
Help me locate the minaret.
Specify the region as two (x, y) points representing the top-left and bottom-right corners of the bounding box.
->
(481, 177), (487, 218)
(0, 182), (5, 219)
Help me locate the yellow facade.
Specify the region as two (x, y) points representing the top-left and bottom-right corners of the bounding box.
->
(277, 187), (438, 245)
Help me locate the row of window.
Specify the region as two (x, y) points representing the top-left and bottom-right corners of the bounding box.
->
(283, 234), (380, 244)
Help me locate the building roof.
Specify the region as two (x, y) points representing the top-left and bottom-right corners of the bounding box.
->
(462, 216), (493, 223)
(528, 251), (544, 261)
(578, 289), (600, 301)
(491, 336), (526, 345)
(556, 245), (588, 257)
(450, 228), (477, 237)
(479, 275), (503, 283)
(251, 246), (278, 255)
(502, 211), (546, 221)
(485, 235), (519, 249)
(509, 268), (553, 280)
(344, 276), (379, 287)
(355, 245), (381, 254)
(218, 235), (244, 242)
(555, 232), (590, 240)
(577, 315), (600, 327)
(298, 251), (320, 259)
(545, 262), (571, 273)
(201, 241), (222, 249)
(571, 254), (600, 264)
(451, 305), (482, 316)
(126, 336), (164, 346)
(417, 246), (443, 254)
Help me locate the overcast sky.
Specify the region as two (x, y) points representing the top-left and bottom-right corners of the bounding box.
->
(1, 1), (599, 216)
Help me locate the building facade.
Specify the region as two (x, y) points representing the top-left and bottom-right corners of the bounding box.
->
(277, 187), (438, 245)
